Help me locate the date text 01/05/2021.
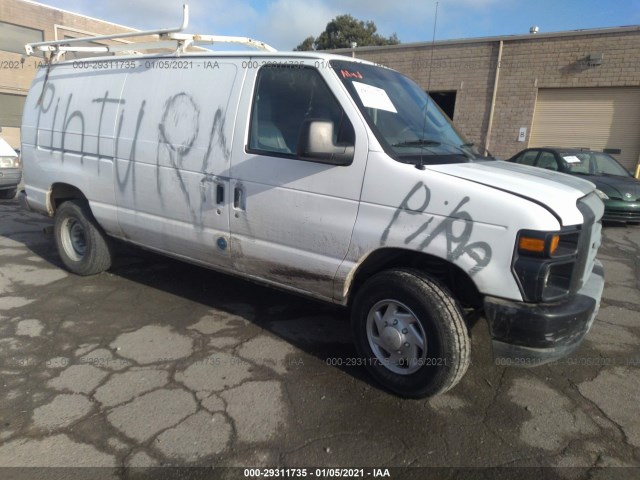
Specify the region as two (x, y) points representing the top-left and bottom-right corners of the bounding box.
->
(243, 468), (391, 478)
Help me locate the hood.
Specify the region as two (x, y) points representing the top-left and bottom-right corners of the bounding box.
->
(0, 137), (17, 158)
(426, 160), (596, 226)
(589, 174), (640, 202)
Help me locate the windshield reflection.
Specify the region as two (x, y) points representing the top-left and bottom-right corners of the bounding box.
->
(331, 60), (488, 164)
(564, 152), (631, 177)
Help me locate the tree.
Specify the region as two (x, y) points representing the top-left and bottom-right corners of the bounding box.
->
(295, 36), (316, 52)
(294, 15), (400, 51)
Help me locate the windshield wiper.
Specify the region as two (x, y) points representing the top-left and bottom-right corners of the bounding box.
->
(392, 139), (441, 148)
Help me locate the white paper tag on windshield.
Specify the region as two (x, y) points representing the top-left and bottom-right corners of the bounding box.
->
(563, 155), (581, 163)
(352, 81), (397, 113)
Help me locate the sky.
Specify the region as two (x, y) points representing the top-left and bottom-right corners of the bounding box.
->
(32, 0), (640, 51)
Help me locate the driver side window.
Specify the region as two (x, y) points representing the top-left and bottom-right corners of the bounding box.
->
(248, 66), (354, 159)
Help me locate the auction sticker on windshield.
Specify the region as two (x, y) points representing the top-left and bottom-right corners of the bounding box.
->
(563, 155), (581, 163)
(352, 81), (397, 113)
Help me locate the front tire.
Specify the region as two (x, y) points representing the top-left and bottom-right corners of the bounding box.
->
(54, 200), (112, 275)
(351, 269), (470, 398)
(0, 188), (17, 200)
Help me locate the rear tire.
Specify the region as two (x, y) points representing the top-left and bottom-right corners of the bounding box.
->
(54, 200), (112, 275)
(351, 269), (470, 398)
(0, 188), (17, 200)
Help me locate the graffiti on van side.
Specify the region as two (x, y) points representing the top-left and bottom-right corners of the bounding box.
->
(381, 181), (492, 275)
(202, 108), (231, 168)
(34, 83), (230, 231)
(35, 83), (87, 160)
(94, 91), (126, 174)
(155, 92), (230, 228)
(35, 82), (56, 136)
(156, 92), (201, 222)
(114, 98), (146, 195)
(61, 94), (85, 156)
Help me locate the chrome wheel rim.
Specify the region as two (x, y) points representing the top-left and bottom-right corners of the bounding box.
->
(61, 218), (87, 262)
(366, 300), (427, 375)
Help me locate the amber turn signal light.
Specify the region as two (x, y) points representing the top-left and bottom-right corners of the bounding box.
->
(518, 234), (560, 256)
(549, 234), (560, 255)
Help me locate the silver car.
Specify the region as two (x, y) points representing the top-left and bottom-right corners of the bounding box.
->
(0, 140), (22, 200)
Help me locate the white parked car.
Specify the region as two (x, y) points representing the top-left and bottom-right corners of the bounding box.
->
(0, 137), (21, 200)
(19, 11), (604, 397)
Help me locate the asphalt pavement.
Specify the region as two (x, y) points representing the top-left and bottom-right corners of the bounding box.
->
(0, 198), (638, 479)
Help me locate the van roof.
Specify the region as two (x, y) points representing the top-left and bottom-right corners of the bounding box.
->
(45, 50), (385, 69)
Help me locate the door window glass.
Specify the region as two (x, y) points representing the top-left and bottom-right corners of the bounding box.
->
(536, 152), (559, 171)
(514, 150), (538, 165)
(248, 66), (354, 159)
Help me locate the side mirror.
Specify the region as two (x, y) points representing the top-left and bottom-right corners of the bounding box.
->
(297, 120), (354, 166)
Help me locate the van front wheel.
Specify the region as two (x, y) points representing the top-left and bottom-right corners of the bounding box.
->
(54, 200), (112, 275)
(351, 269), (470, 398)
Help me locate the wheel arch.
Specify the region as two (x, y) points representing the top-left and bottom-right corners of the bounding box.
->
(345, 247), (483, 310)
(47, 183), (88, 214)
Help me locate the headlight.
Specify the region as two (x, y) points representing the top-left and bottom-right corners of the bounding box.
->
(594, 189), (609, 200)
(513, 228), (580, 302)
(0, 156), (20, 168)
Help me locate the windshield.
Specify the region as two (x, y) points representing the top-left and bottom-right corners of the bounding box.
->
(331, 60), (483, 164)
(562, 152), (631, 177)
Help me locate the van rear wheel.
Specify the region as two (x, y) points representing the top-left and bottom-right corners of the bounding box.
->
(351, 269), (470, 398)
(54, 200), (112, 275)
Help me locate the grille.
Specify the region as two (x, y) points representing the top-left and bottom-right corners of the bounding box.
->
(575, 193), (603, 290)
(604, 208), (640, 221)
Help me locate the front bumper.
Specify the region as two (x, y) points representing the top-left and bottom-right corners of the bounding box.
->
(603, 199), (640, 222)
(484, 260), (604, 366)
(0, 168), (22, 189)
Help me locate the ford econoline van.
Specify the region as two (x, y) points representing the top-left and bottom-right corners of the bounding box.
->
(19, 10), (604, 398)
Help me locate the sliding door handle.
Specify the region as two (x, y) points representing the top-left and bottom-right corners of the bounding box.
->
(216, 184), (224, 205)
(233, 185), (245, 210)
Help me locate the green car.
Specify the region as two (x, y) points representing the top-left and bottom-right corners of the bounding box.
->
(509, 148), (640, 223)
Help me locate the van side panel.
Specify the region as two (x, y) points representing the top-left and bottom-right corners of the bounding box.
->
(334, 151), (562, 302)
(114, 59), (244, 267)
(21, 65), (125, 234)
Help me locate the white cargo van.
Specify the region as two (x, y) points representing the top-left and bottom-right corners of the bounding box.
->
(19, 9), (604, 398)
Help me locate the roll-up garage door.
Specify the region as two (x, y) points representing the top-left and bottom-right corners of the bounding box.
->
(529, 87), (640, 170)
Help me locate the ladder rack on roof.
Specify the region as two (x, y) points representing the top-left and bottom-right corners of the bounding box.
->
(24, 4), (277, 61)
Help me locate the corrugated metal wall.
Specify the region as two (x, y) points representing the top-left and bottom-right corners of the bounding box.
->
(530, 87), (640, 170)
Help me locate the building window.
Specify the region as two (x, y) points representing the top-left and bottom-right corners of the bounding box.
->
(0, 21), (44, 56)
(428, 91), (456, 119)
(0, 93), (27, 128)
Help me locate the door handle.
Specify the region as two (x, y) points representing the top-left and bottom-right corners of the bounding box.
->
(233, 185), (245, 210)
(216, 184), (224, 205)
